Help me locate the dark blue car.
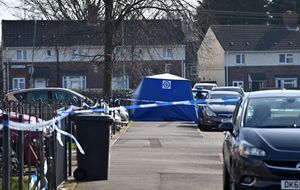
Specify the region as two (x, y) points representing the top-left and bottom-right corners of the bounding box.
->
(220, 90), (300, 190)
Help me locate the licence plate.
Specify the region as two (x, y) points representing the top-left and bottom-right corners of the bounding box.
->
(281, 180), (300, 190)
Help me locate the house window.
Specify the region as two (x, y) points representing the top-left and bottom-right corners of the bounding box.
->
(112, 76), (129, 89)
(72, 49), (81, 59)
(16, 50), (27, 60)
(233, 80), (244, 88)
(190, 66), (197, 76)
(163, 48), (173, 59)
(63, 76), (86, 89)
(165, 64), (172, 73)
(12, 77), (25, 90)
(138, 48), (143, 55)
(279, 53), (294, 63)
(236, 54), (245, 64)
(47, 49), (52, 57)
(275, 77), (297, 89)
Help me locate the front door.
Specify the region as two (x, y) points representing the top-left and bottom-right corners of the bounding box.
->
(34, 78), (46, 88)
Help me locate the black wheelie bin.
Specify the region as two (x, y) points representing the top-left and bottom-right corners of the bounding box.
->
(71, 113), (114, 181)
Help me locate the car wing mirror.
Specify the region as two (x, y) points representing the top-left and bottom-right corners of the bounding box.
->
(219, 122), (234, 133)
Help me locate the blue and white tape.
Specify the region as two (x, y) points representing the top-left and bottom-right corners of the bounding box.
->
(0, 97), (240, 155)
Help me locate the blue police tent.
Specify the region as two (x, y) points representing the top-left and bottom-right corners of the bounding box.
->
(131, 73), (198, 122)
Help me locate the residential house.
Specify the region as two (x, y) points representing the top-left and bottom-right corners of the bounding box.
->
(198, 24), (300, 91)
(2, 20), (186, 92)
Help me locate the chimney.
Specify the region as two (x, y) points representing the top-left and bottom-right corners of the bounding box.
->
(283, 11), (299, 31)
(87, 2), (98, 25)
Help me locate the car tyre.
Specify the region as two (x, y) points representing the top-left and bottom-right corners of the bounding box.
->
(74, 168), (86, 181)
(223, 163), (239, 190)
(223, 163), (230, 190)
(197, 116), (207, 131)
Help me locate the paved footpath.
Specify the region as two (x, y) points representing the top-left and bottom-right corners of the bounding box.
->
(75, 122), (224, 190)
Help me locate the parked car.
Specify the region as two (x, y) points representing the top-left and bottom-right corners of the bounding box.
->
(193, 82), (217, 91)
(198, 91), (241, 131)
(5, 88), (92, 105)
(192, 88), (210, 102)
(220, 90), (300, 190)
(0, 113), (43, 168)
(212, 86), (245, 96)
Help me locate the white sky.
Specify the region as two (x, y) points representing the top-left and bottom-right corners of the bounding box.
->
(0, 0), (199, 40)
(0, 0), (199, 20)
(0, 0), (20, 20)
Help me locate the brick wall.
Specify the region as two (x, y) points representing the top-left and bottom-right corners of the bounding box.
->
(228, 65), (300, 91)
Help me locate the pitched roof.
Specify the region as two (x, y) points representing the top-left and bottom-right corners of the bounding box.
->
(2, 20), (185, 47)
(210, 25), (300, 51)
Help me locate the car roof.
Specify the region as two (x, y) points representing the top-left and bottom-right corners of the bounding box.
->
(7, 88), (86, 98)
(213, 86), (242, 89)
(248, 89), (300, 98)
(194, 83), (217, 86)
(210, 90), (241, 95)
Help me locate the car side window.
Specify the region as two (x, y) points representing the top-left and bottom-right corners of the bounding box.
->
(27, 91), (49, 102)
(65, 93), (79, 103)
(232, 99), (243, 127)
(14, 92), (26, 101)
(52, 91), (79, 104)
(52, 91), (66, 102)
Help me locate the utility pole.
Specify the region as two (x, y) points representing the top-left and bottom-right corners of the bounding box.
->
(56, 44), (60, 87)
(30, 20), (37, 88)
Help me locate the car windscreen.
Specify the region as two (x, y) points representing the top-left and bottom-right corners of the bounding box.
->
(192, 91), (208, 99)
(244, 97), (300, 128)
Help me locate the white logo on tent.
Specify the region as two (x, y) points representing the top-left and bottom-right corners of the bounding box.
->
(162, 80), (171, 89)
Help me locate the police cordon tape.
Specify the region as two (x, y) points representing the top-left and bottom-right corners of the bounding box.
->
(0, 97), (240, 155)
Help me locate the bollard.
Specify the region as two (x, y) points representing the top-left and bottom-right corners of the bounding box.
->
(68, 121), (73, 177)
(18, 114), (24, 190)
(3, 113), (11, 190)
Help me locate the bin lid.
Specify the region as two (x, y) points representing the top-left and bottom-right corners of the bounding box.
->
(70, 113), (114, 122)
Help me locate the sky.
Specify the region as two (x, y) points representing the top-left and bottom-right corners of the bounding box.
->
(0, 0), (20, 20)
(0, 0), (199, 39)
(0, 0), (199, 20)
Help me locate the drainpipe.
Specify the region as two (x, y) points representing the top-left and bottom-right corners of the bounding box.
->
(56, 44), (60, 87)
(5, 47), (9, 92)
(182, 45), (186, 78)
(226, 51), (229, 86)
(30, 20), (37, 88)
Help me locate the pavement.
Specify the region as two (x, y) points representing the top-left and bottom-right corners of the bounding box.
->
(58, 123), (131, 190)
(63, 121), (224, 190)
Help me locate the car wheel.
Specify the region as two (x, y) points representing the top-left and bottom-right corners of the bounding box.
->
(223, 163), (230, 190)
(223, 163), (239, 190)
(198, 116), (207, 131)
(198, 122), (207, 131)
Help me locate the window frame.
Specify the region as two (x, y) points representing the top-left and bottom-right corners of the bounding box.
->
(163, 48), (173, 59)
(190, 66), (197, 76)
(235, 54), (245, 64)
(233, 80), (244, 88)
(275, 77), (297, 88)
(279, 53), (294, 64)
(165, 64), (172, 73)
(46, 49), (52, 57)
(12, 77), (26, 90)
(16, 49), (27, 60)
(62, 76), (86, 89)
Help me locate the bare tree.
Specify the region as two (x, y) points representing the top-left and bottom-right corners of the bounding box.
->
(12, 0), (197, 98)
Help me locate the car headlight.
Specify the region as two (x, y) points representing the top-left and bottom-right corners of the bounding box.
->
(205, 107), (217, 117)
(239, 144), (266, 157)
